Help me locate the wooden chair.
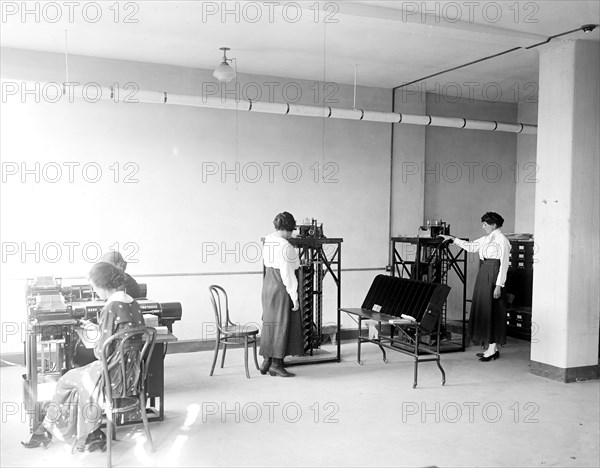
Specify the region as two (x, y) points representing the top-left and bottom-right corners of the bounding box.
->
(208, 285), (260, 378)
(100, 326), (157, 468)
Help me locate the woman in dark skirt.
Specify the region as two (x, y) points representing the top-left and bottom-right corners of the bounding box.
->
(259, 211), (303, 377)
(440, 212), (511, 361)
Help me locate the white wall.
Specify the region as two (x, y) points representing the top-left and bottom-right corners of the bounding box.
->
(424, 94), (519, 321)
(0, 48), (392, 352)
(1, 47), (539, 356)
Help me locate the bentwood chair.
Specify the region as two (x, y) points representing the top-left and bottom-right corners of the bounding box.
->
(100, 326), (157, 468)
(208, 285), (260, 378)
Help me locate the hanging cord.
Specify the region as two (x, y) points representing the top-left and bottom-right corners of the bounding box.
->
(63, 29), (69, 94)
(233, 57), (239, 191)
(231, 57), (238, 103)
(321, 20), (327, 180)
(353, 64), (357, 110)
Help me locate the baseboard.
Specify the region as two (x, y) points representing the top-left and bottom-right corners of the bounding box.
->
(530, 360), (599, 383)
(0, 325), (464, 365)
(0, 328), (363, 365)
(166, 327), (363, 354)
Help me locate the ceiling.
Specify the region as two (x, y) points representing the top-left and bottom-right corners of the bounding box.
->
(1, 1), (599, 103)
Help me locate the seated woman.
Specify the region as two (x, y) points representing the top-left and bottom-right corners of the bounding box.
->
(72, 251), (141, 367)
(22, 262), (146, 452)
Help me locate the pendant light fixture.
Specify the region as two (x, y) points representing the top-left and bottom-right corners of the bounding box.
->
(212, 47), (236, 82)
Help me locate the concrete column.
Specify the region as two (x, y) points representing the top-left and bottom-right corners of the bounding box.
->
(530, 39), (600, 382)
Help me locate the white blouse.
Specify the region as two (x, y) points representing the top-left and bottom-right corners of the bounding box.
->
(453, 229), (511, 287)
(262, 233), (300, 308)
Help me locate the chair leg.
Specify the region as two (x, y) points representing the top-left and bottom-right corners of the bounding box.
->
(357, 318), (363, 365)
(413, 337), (419, 389)
(106, 407), (113, 468)
(210, 334), (220, 376)
(70, 437), (78, 454)
(252, 338), (260, 370)
(139, 394), (155, 453)
(413, 358), (419, 389)
(244, 337), (250, 379)
(220, 342), (227, 369)
(437, 358), (446, 386)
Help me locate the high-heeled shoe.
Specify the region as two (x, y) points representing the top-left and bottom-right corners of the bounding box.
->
(259, 358), (272, 375)
(21, 430), (52, 449)
(479, 351), (500, 362)
(85, 437), (107, 453)
(268, 358), (295, 377)
(268, 366), (295, 377)
(76, 429), (107, 452)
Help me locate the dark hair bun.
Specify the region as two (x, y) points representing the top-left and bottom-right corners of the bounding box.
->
(273, 211), (296, 231)
(481, 212), (504, 228)
(89, 262), (126, 290)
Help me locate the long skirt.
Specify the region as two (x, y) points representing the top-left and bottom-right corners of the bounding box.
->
(260, 267), (304, 358)
(469, 259), (507, 346)
(42, 361), (103, 445)
(70, 329), (97, 367)
(42, 344), (141, 445)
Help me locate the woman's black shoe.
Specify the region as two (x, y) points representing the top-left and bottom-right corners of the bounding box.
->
(21, 430), (52, 449)
(259, 358), (272, 375)
(479, 351), (500, 362)
(77, 429), (107, 452)
(268, 366), (295, 377)
(268, 358), (295, 377)
(476, 353), (484, 357)
(86, 437), (107, 453)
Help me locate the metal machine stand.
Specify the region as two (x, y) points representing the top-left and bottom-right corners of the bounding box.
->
(286, 237), (343, 365)
(23, 315), (77, 431)
(390, 236), (467, 351)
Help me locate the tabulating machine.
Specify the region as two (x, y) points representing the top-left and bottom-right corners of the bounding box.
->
(296, 218), (325, 239)
(418, 219), (451, 238)
(22, 276), (182, 430)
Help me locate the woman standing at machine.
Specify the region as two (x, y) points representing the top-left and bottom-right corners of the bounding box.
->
(259, 211), (303, 377)
(21, 261), (145, 451)
(439, 212), (510, 361)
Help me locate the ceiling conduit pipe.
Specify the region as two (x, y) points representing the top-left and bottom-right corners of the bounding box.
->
(23, 80), (538, 134)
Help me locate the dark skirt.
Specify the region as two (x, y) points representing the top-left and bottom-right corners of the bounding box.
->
(70, 331), (97, 367)
(469, 259), (507, 346)
(260, 267), (304, 358)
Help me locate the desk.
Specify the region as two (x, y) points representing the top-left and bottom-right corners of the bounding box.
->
(23, 325), (177, 430)
(339, 274), (451, 388)
(145, 333), (177, 422)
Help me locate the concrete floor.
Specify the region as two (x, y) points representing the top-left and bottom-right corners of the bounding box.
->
(1, 338), (599, 467)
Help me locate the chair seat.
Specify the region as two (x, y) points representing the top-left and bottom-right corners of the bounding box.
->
(110, 396), (139, 413)
(221, 325), (259, 337)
